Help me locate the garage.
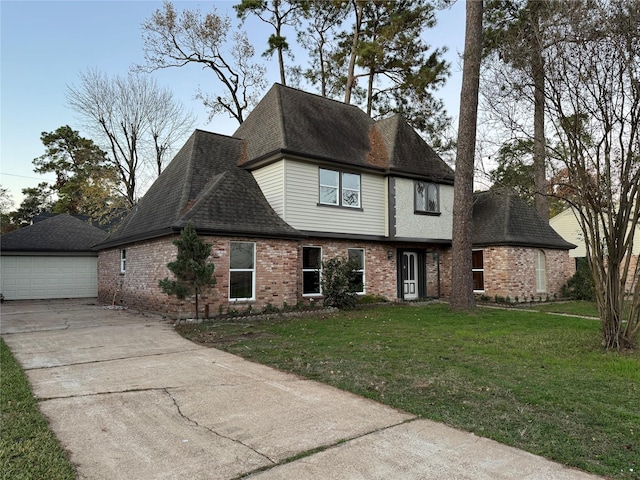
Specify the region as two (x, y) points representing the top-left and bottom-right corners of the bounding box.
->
(1, 255), (99, 300)
(1, 214), (108, 300)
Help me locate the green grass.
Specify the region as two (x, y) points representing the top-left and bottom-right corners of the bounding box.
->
(520, 300), (600, 318)
(178, 303), (640, 479)
(0, 338), (76, 479)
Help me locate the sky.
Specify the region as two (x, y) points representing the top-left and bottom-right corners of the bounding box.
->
(0, 0), (466, 207)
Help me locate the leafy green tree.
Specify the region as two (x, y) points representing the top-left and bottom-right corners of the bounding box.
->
(0, 186), (16, 233)
(10, 183), (53, 227)
(320, 256), (361, 309)
(159, 223), (216, 319)
(33, 126), (126, 225)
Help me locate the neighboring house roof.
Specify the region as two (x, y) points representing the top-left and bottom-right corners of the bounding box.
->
(95, 129), (303, 250)
(472, 191), (576, 250)
(234, 84), (455, 184)
(0, 214), (108, 253)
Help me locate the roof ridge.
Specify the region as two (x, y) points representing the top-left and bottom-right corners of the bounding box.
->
(177, 172), (227, 225)
(176, 132), (198, 220)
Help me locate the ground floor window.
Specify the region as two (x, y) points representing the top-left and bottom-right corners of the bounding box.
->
(303, 246), (322, 295)
(120, 249), (126, 273)
(229, 242), (255, 300)
(472, 250), (484, 291)
(536, 250), (547, 293)
(348, 248), (365, 293)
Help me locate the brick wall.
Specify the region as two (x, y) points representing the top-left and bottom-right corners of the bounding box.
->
(480, 247), (574, 301)
(98, 235), (451, 318)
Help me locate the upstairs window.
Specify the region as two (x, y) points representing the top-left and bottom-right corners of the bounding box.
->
(319, 168), (361, 208)
(415, 181), (439, 214)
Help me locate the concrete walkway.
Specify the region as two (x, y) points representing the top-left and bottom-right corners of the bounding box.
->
(1, 299), (606, 479)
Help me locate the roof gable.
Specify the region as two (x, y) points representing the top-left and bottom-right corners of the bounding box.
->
(472, 191), (576, 250)
(96, 129), (301, 249)
(0, 214), (108, 252)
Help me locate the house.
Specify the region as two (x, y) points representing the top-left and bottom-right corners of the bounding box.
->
(550, 207), (639, 292)
(0, 214), (108, 300)
(472, 191), (576, 301)
(94, 84), (574, 317)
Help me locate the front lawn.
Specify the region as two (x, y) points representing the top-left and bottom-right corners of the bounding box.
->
(0, 338), (76, 479)
(177, 303), (639, 479)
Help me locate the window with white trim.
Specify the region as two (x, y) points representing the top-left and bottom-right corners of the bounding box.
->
(319, 168), (361, 208)
(302, 246), (322, 295)
(415, 181), (439, 214)
(348, 248), (365, 294)
(229, 242), (255, 300)
(536, 250), (547, 293)
(120, 249), (126, 273)
(472, 250), (484, 291)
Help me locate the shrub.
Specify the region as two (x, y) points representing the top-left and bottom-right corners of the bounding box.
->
(320, 256), (361, 309)
(561, 258), (595, 301)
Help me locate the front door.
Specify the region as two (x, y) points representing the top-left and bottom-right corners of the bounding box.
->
(402, 252), (419, 300)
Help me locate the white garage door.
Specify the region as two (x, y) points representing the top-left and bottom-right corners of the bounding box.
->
(1, 256), (98, 300)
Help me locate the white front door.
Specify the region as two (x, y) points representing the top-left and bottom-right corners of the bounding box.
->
(402, 252), (419, 300)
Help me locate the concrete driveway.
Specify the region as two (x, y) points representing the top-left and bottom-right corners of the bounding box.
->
(1, 299), (605, 479)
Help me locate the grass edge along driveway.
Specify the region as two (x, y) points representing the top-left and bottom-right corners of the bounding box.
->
(178, 303), (639, 480)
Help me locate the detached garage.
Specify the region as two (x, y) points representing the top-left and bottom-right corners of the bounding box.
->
(1, 215), (108, 300)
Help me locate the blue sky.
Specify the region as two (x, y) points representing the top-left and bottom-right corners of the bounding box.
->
(1, 0), (465, 206)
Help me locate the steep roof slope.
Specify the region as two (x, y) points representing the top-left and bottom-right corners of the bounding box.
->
(472, 191), (576, 249)
(234, 84), (453, 180)
(0, 214), (108, 252)
(96, 130), (302, 249)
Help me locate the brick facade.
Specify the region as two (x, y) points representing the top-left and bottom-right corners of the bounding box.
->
(476, 246), (574, 301)
(98, 235), (576, 316)
(97, 235), (452, 318)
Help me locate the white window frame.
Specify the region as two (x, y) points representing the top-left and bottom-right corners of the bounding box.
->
(414, 181), (439, 214)
(229, 241), (256, 301)
(302, 246), (322, 296)
(120, 249), (126, 273)
(536, 250), (547, 293)
(348, 248), (365, 294)
(472, 250), (484, 292)
(319, 168), (361, 208)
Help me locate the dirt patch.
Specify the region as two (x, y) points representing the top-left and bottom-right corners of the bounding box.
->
(181, 329), (277, 347)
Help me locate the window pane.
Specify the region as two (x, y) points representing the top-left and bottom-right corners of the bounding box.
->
(320, 186), (338, 204)
(230, 242), (254, 269)
(342, 173), (360, 190)
(303, 247), (321, 269)
(348, 249), (363, 269)
(303, 271), (320, 294)
(230, 271), (253, 299)
(473, 271), (484, 290)
(350, 272), (364, 293)
(320, 168), (339, 187)
(472, 251), (483, 269)
(342, 189), (360, 207)
(427, 184), (438, 212)
(415, 182), (426, 211)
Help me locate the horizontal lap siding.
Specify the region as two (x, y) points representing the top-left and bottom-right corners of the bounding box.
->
(252, 161), (285, 217)
(283, 161), (387, 236)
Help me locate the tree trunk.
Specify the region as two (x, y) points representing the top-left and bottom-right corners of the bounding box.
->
(531, 4), (548, 221)
(451, 0), (483, 311)
(345, 0), (364, 104)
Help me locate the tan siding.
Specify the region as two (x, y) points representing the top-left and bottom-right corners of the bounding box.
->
(251, 161), (285, 217)
(394, 178), (453, 240)
(283, 161), (387, 236)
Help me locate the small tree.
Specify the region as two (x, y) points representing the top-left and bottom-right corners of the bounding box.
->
(159, 223), (216, 319)
(320, 256), (361, 309)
